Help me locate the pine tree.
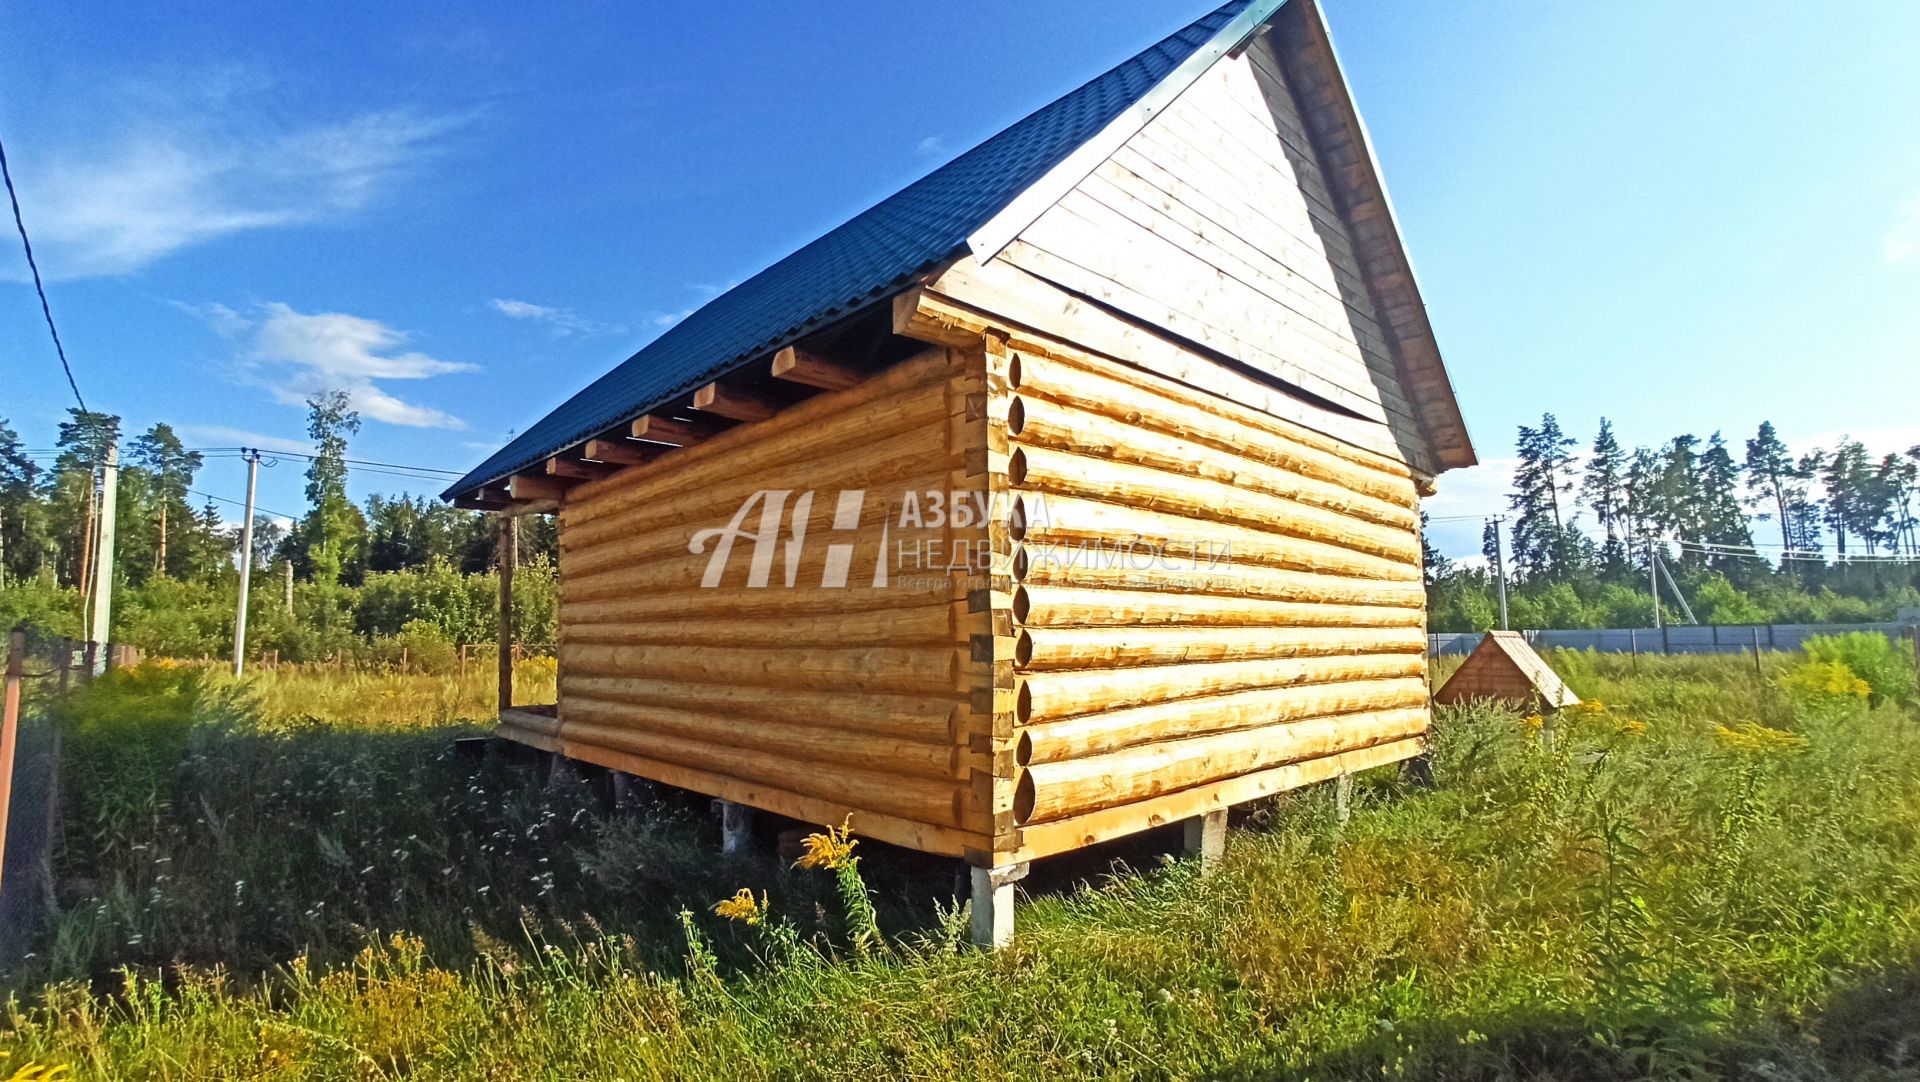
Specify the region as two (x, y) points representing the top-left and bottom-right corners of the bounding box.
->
(131, 424), (203, 578)
(1820, 439), (1872, 560)
(1697, 433), (1755, 574)
(1508, 414), (1584, 581)
(299, 392), (368, 585)
(45, 409), (121, 588)
(1581, 418), (1629, 574)
(1743, 421), (1797, 555)
(0, 420), (47, 585)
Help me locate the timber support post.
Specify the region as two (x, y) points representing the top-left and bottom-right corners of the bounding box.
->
(970, 862), (1028, 950)
(0, 628), (24, 897)
(1334, 772), (1353, 827)
(496, 513), (517, 715)
(1182, 809), (1227, 872)
(718, 800), (753, 855)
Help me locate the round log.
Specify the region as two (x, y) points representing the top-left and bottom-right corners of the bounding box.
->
(1016, 652), (1425, 723)
(559, 674), (959, 742)
(559, 700), (965, 780)
(1013, 706), (1429, 824)
(1017, 677), (1429, 763)
(1010, 543), (1426, 608)
(1015, 625), (1428, 671)
(1010, 444), (1417, 564)
(1008, 393), (1416, 531)
(556, 720), (969, 827)
(1011, 585), (1424, 629)
(558, 642), (960, 697)
(1005, 350), (1415, 496)
(1010, 491), (1417, 583)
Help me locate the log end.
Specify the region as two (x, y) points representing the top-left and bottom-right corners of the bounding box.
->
(1014, 769), (1036, 826)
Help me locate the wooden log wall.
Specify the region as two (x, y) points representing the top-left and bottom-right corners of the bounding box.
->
(550, 347), (993, 859)
(995, 337), (1430, 861)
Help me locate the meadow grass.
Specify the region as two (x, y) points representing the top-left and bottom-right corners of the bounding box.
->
(3, 649), (1918, 1079)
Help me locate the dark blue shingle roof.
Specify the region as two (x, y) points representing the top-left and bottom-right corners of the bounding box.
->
(446, 0), (1254, 499)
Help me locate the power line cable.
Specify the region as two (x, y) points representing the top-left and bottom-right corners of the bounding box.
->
(0, 127), (86, 413)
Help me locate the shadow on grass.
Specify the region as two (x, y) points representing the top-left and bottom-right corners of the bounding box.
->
(20, 718), (972, 994)
(1211, 955), (1920, 1081)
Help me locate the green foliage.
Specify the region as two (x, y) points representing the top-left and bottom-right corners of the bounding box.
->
(1778, 659), (1871, 718)
(3, 655), (1919, 1079)
(1802, 630), (1918, 707)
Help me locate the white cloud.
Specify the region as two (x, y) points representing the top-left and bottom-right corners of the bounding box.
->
(917, 135), (949, 158)
(1422, 457), (1515, 560)
(175, 424), (313, 456)
(194, 302), (475, 429)
(1885, 194), (1920, 264)
(489, 297), (623, 336)
(8, 90), (463, 279)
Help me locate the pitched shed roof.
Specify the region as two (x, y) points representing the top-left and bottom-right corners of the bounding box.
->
(445, 0), (1264, 499)
(1433, 631), (1581, 710)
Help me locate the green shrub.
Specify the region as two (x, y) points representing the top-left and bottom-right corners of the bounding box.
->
(1802, 631), (1917, 707)
(1777, 659), (1871, 718)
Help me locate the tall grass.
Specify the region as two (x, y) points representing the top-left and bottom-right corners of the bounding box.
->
(4, 651), (1919, 1079)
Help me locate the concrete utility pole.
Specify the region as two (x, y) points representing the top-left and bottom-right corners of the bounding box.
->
(87, 442), (118, 675)
(1490, 515), (1509, 630)
(1649, 537), (1663, 630)
(232, 449), (260, 676)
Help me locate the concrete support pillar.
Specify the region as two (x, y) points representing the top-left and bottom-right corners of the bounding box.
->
(970, 862), (1028, 950)
(1335, 772), (1353, 827)
(719, 800), (753, 856)
(1182, 809), (1228, 873)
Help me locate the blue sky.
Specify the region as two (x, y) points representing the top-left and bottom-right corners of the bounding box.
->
(3, 1), (1917, 554)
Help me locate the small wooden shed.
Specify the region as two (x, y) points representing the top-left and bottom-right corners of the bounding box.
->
(1433, 631), (1580, 712)
(445, 0), (1474, 945)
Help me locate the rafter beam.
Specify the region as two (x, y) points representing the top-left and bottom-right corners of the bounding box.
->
(453, 485), (513, 511)
(771, 346), (860, 391)
(508, 474), (572, 502)
(583, 438), (658, 466)
(692, 381), (777, 422)
(630, 414), (719, 447)
(545, 456), (617, 481)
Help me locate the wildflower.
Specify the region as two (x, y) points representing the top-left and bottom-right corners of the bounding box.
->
(1613, 718), (1647, 736)
(1519, 714), (1544, 730)
(1713, 723), (1808, 754)
(712, 887), (769, 927)
(794, 817), (858, 871)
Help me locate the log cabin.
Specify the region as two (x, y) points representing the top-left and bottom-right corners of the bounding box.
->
(443, 0), (1476, 947)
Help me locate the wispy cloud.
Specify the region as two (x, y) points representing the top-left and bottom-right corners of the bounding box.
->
(489, 297), (623, 337)
(1885, 194), (1920, 264)
(194, 302), (475, 428)
(175, 424), (313, 456)
(916, 135), (949, 158)
(7, 74), (464, 279)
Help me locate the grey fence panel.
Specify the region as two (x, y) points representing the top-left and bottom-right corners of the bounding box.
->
(1430, 622), (1911, 657)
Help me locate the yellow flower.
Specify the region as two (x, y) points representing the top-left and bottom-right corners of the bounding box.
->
(1519, 714), (1544, 730)
(712, 887), (767, 926)
(4, 1065), (70, 1082)
(1713, 723), (1807, 754)
(1613, 718), (1647, 736)
(794, 817), (858, 871)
